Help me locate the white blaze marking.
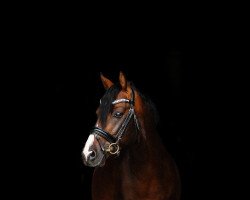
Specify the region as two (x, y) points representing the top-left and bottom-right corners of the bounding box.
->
(83, 134), (95, 158)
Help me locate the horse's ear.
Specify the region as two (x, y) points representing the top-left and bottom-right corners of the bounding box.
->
(119, 71), (127, 91)
(100, 73), (114, 90)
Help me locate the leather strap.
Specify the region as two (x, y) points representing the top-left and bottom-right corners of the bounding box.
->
(92, 127), (116, 143)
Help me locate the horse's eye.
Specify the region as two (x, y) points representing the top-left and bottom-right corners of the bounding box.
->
(114, 112), (123, 118)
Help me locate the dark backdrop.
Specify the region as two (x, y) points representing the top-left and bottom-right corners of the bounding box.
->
(56, 37), (225, 199)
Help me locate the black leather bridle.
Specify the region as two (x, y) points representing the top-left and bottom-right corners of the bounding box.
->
(90, 87), (140, 155)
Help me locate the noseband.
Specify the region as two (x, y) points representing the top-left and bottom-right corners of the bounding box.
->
(90, 87), (140, 155)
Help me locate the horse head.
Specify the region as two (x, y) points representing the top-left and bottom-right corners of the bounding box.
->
(82, 72), (145, 167)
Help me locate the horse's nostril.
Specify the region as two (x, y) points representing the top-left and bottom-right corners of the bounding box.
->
(89, 151), (96, 160)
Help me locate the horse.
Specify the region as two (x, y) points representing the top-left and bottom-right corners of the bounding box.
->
(82, 72), (181, 200)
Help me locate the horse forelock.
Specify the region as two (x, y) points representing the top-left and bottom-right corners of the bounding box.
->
(99, 84), (121, 126)
(98, 82), (159, 127)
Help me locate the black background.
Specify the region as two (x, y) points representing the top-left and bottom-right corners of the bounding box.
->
(55, 26), (232, 199)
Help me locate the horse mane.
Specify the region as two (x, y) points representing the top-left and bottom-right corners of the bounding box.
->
(99, 82), (159, 127)
(130, 82), (160, 125)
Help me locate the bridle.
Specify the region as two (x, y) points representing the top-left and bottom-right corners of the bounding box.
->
(90, 87), (140, 155)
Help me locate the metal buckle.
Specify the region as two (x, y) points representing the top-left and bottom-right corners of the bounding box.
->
(106, 143), (120, 155)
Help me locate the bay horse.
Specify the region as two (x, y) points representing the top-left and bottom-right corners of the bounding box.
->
(82, 72), (181, 200)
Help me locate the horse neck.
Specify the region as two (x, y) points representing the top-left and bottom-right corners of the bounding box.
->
(121, 111), (164, 172)
(139, 103), (162, 146)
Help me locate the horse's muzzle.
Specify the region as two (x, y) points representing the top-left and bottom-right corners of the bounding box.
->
(82, 150), (106, 167)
